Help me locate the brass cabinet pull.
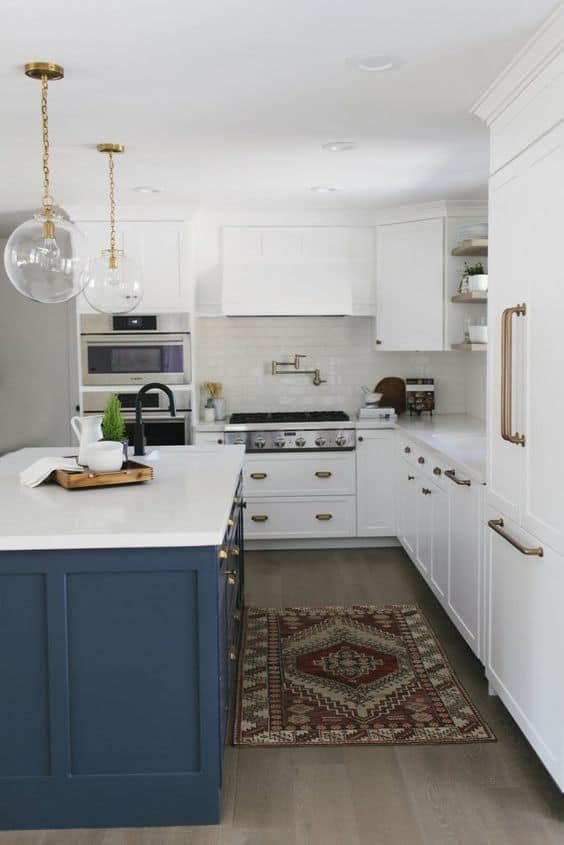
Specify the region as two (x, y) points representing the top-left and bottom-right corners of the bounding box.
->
(421, 488), (432, 495)
(232, 610), (241, 623)
(232, 545), (240, 557)
(251, 514), (268, 522)
(315, 471), (332, 478)
(408, 475), (415, 481)
(404, 446), (411, 454)
(219, 548), (228, 559)
(225, 569), (237, 586)
(250, 472), (267, 480)
(444, 469), (471, 487)
(316, 513), (333, 521)
(229, 647), (238, 662)
(501, 303), (526, 447)
(488, 518), (543, 557)
(433, 467), (442, 476)
(418, 456), (425, 464)
(227, 518), (235, 527)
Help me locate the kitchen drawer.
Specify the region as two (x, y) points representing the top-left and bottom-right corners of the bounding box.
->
(195, 431), (225, 446)
(244, 496), (355, 539)
(243, 453), (355, 497)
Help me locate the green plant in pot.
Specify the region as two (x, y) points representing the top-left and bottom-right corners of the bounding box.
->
(459, 261), (487, 294)
(101, 394), (128, 464)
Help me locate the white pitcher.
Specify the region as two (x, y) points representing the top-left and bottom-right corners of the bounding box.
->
(71, 415), (103, 465)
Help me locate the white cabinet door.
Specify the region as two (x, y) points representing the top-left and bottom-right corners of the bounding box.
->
(447, 471), (481, 655)
(375, 218), (444, 350)
(356, 430), (396, 536)
(76, 221), (126, 313)
(487, 507), (564, 789)
(487, 162), (528, 523)
(522, 125), (564, 557)
(430, 482), (449, 602)
(415, 484), (432, 578)
(397, 461), (418, 559)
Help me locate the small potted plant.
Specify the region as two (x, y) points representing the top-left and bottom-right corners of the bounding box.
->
(459, 261), (488, 293)
(101, 394), (128, 464)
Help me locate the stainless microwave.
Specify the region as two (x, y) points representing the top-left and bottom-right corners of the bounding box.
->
(80, 313), (191, 386)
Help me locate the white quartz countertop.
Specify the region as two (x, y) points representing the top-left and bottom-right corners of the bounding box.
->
(0, 445), (245, 552)
(392, 414), (486, 483)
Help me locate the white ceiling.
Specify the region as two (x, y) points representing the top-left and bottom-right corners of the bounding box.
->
(0, 0), (556, 229)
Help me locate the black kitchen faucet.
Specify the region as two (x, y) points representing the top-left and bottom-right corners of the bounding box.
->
(134, 382), (177, 456)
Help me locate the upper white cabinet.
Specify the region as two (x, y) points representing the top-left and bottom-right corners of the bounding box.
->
(221, 226), (374, 316)
(375, 218), (444, 351)
(76, 219), (192, 313)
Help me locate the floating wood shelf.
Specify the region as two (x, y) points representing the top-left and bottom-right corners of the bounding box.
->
(451, 239), (488, 257)
(451, 292), (488, 303)
(451, 343), (487, 352)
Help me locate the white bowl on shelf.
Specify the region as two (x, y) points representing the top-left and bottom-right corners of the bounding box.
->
(469, 325), (488, 344)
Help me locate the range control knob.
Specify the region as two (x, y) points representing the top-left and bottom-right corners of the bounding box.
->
(274, 437), (286, 448)
(295, 436), (306, 448)
(315, 435), (327, 447)
(335, 434), (348, 447)
(254, 436), (266, 449)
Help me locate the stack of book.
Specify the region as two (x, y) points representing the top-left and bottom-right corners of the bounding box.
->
(358, 407), (398, 421)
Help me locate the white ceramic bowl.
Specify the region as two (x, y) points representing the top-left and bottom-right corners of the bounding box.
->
(86, 441), (124, 473)
(364, 392), (383, 405)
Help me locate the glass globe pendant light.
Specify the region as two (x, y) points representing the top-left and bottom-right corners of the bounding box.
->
(81, 144), (143, 314)
(3, 62), (86, 304)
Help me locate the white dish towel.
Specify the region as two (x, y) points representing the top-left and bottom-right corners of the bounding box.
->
(20, 457), (82, 488)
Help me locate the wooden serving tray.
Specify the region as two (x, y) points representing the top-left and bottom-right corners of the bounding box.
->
(53, 460), (153, 490)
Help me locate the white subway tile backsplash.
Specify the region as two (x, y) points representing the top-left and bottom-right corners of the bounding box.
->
(196, 316), (484, 419)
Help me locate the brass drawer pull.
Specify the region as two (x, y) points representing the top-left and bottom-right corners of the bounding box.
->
(232, 545), (240, 557)
(232, 610), (241, 623)
(229, 647), (238, 662)
(251, 514), (268, 522)
(225, 569), (237, 586)
(444, 469), (471, 487)
(421, 488), (432, 495)
(501, 303), (526, 447)
(404, 446), (411, 454)
(316, 513), (333, 521)
(433, 467), (442, 476)
(488, 518), (543, 557)
(227, 517), (235, 527)
(250, 472), (267, 480)
(315, 471), (332, 478)
(219, 548), (228, 559)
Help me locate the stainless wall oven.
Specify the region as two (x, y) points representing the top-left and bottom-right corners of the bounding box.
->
(80, 313), (191, 386)
(82, 388), (192, 446)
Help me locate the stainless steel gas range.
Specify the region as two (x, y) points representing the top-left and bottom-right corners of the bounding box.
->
(224, 411), (355, 452)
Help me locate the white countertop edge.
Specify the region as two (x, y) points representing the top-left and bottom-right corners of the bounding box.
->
(0, 531), (228, 551)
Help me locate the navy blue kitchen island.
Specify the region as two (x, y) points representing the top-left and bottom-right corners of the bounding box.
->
(0, 446), (245, 829)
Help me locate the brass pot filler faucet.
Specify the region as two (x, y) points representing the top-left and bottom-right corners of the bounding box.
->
(271, 354), (327, 386)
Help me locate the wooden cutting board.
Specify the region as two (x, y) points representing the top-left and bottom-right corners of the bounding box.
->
(375, 377), (406, 415)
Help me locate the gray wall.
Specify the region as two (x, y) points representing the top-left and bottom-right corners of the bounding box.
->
(0, 238), (77, 454)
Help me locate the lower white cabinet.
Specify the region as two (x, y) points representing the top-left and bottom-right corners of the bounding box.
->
(396, 439), (483, 660)
(356, 430), (396, 536)
(244, 497), (356, 539)
(486, 507), (564, 788)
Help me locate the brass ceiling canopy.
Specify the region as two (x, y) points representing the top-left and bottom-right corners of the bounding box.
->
(24, 62), (64, 81)
(97, 143), (125, 154)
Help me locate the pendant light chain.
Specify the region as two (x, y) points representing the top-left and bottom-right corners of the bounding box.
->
(40, 74), (52, 213)
(108, 150), (118, 269)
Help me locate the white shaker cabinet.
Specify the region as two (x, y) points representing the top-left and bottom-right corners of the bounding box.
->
(397, 459), (418, 560)
(76, 220), (191, 313)
(355, 430), (396, 536)
(375, 218), (444, 350)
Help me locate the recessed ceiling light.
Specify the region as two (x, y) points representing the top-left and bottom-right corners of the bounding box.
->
(311, 185), (338, 193)
(347, 54), (396, 72)
(322, 141), (357, 152)
(132, 185), (161, 194)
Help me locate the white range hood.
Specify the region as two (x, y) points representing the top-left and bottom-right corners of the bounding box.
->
(221, 263), (353, 316)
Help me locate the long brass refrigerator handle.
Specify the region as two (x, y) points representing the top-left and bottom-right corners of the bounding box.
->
(488, 519), (543, 557)
(500, 303), (526, 447)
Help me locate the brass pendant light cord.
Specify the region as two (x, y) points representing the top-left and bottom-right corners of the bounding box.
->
(108, 150), (117, 269)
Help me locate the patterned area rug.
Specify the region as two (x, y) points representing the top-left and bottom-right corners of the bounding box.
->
(233, 605), (495, 747)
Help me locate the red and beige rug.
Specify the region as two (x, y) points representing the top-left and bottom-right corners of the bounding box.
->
(233, 605), (495, 747)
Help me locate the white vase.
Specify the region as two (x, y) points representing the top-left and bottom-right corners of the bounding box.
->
(213, 398), (227, 421)
(470, 274), (488, 292)
(469, 325), (488, 344)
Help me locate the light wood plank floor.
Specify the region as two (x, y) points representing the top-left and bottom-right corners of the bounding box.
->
(2, 547), (564, 845)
